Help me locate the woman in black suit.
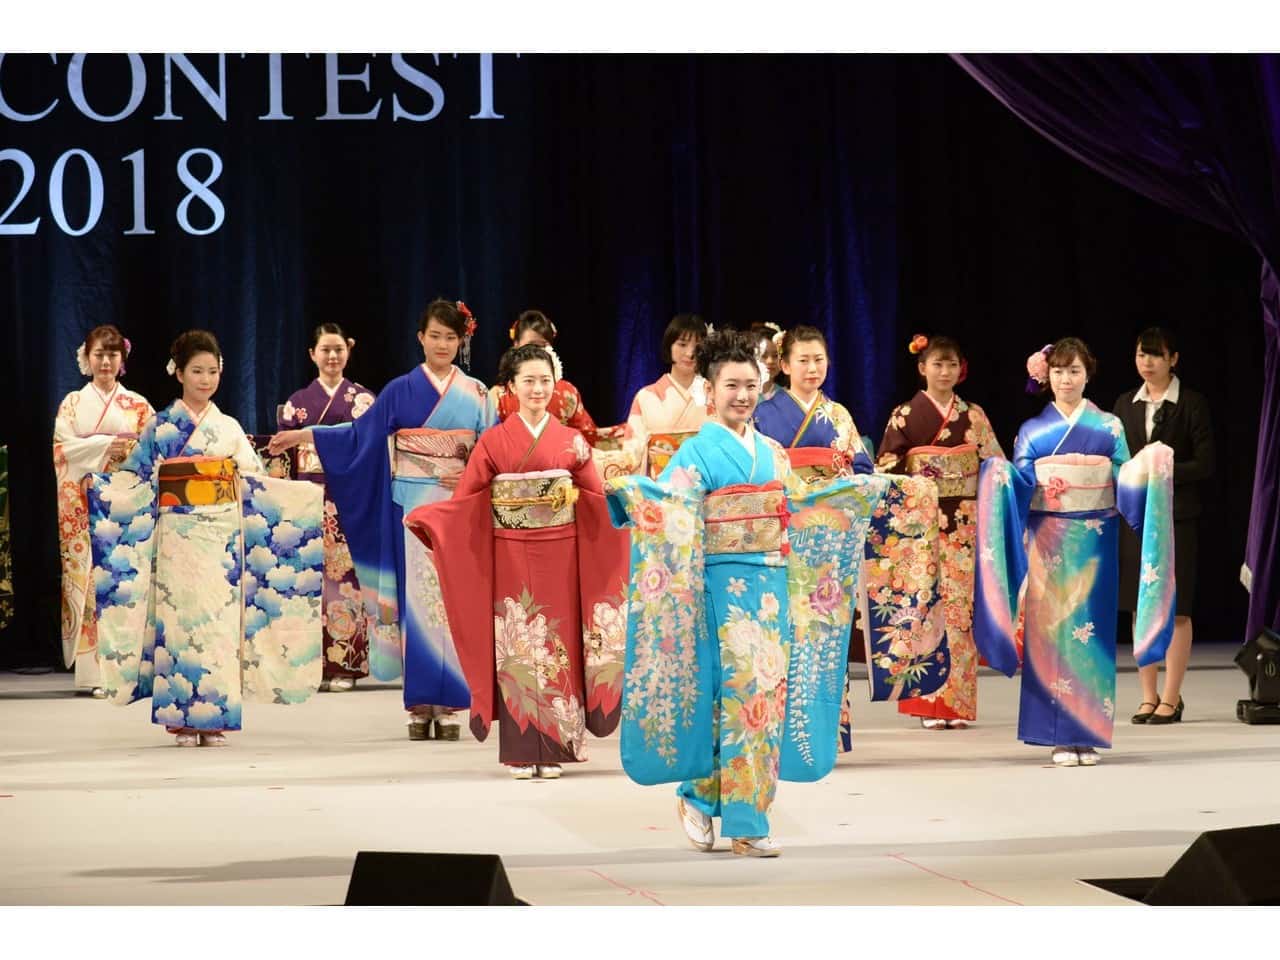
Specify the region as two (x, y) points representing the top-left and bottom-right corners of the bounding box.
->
(1114, 327), (1215, 725)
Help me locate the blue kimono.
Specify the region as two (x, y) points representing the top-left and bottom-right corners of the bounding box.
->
(753, 389), (874, 476)
(311, 364), (495, 708)
(974, 400), (1175, 749)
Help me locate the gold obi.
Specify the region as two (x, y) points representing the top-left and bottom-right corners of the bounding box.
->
(490, 471), (579, 530)
(392, 428), (477, 480)
(157, 457), (239, 508)
(1031, 454), (1115, 513)
(296, 440), (324, 476)
(702, 483), (789, 556)
(647, 430), (698, 480)
(904, 444), (979, 499)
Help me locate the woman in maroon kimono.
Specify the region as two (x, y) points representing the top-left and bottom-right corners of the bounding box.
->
(278, 323), (377, 691)
(405, 344), (630, 780)
(878, 334), (1004, 729)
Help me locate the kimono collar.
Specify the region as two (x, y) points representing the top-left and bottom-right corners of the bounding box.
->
(920, 389), (956, 423)
(709, 419), (760, 479)
(518, 410), (551, 439)
(423, 364), (456, 395)
(1052, 399), (1088, 427)
(788, 389), (821, 415)
(316, 377), (345, 398)
(667, 373), (707, 408)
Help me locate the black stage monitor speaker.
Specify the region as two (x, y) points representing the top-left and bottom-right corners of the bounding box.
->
(1234, 628), (1280, 724)
(1145, 824), (1280, 905)
(344, 851), (525, 905)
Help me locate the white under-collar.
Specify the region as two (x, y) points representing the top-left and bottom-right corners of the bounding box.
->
(424, 365), (455, 394)
(519, 411), (551, 439)
(317, 378), (343, 398)
(711, 418), (756, 454)
(1134, 375), (1181, 405)
(791, 390), (820, 414)
(1053, 400), (1087, 427)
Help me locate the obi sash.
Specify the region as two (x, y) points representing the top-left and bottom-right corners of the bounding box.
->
(1030, 454), (1115, 513)
(490, 469), (578, 530)
(392, 428), (477, 479)
(904, 443), (979, 499)
(647, 430), (698, 480)
(157, 456), (239, 508)
(785, 446), (841, 482)
(702, 482), (789, 557)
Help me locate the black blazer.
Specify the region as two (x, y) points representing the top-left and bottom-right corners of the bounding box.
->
(1112, 382), (1215, 521)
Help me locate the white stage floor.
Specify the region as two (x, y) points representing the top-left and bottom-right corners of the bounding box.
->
(3, 646), (1278, 906)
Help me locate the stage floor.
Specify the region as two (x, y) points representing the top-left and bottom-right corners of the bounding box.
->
(3, 645), (1277, 906)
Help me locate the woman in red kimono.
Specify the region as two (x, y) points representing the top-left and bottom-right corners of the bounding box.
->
(488, 310), (601, 444)
(878, 334), (1004, 729)
(405, 344), (629, 780)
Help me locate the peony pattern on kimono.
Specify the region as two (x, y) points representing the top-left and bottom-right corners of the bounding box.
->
(493, 587), (587, 759)
(606, 475), (709, 773)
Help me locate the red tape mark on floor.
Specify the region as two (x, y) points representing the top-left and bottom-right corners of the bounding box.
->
(887, 853), (1023, 906)
(585, 869), (665, 906)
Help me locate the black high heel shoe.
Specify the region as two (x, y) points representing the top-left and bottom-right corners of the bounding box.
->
(1131, 701), (1159, 724)
(1146, 697), (1184, 725)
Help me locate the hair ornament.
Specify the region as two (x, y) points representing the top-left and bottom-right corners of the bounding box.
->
(76, 344), (92, 376)
(1024, 343), (1053, 394)
(166, 358), (177, 376)
(543, 343), (565, 385)
(908, 333), (930, 355)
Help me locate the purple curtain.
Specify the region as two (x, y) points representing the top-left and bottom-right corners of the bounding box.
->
(952, 54), (1280, 642)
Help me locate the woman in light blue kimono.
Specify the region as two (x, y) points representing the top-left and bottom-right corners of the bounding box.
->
(270, 300), (496, 740)
(973, 338), (1176, 767)
(87, 330), (325, 746)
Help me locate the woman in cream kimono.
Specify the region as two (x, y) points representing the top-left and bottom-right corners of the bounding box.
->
(53, 324), (154, 694)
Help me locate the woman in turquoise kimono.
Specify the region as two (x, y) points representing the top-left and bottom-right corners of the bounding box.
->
(973, 338), (1176, 767)
(269, 300), (496, 740)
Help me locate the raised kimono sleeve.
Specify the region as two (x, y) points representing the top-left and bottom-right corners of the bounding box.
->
(972, 452), (1034, 677)
(559, 382), (601, 445)
(618, 392), (650, 477)
(53, 394), (114, 479)
(967, 402), (1006, 460)
(1117, 441), (1176, 665)
(229, 422), (266, 477)
(605, 472), (713, 785)
(876, 404), (912, 474)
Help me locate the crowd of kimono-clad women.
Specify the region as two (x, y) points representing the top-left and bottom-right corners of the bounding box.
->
(52, 300), (1214, 857)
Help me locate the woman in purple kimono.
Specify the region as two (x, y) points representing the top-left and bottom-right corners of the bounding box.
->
(278, 323), (377, 691)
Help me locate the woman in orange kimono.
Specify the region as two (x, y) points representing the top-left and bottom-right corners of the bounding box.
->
(405, 345), (630, 780)
(878, 334), (1004, 729)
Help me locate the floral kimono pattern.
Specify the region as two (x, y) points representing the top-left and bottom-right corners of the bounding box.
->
(973, 400), (1175, 749)
(53, 382), (155, 683)
(87, 401), (324, 729)
(606, 374), (712, 479)
(278, 377), (377, 679)
(877, 391), (1004, 722)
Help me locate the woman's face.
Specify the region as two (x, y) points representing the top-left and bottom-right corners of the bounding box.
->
(756, 335), (779, 379)
(88, 339), (123, 383)
(515, 328), (550, 348)
(670, 332), (701, 374)
(177, 351), (221, 404)
(1049, 355), (1088, 406)
(1135, 345), (1177, 385)
(418, 317), (460, 367)
(710, 360), (761, 428)
(310, 333), (349, 379)
(918, 350), (961, 395)
(510, 358), (555, 417)
(781, 339), (828, 395)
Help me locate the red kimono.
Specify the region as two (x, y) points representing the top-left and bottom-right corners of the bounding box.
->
(404, 415), (629, 765)
(490, 379), (601, 444)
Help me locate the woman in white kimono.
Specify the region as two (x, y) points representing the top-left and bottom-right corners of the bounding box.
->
(53, 324), (154, 695)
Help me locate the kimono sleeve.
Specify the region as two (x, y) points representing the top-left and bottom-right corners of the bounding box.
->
(559, 381), (600, 445)
(971, 456), (1034, 676)
(876, 403), (913, 474)
(229, 421), (266, 477)
(53, 393), (113, 480)
(1117, 442), (1176, 665)
(966, 402), (1005, 460)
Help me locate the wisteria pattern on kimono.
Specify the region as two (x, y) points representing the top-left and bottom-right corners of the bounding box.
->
(311, 365), (495, 707)
(877, 391), (1004, 723)
(491, 378), (601, 444)
(86, 400), (325, 730)
(608, 374), (712, 479)
(278, 378), (377, 681)
(753, 389), (875, 480)
(53, 382), (155, 683)
(404, 414), (630, 765)
(972, 399), (1175, 750)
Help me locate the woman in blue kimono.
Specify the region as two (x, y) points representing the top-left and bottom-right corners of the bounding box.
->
(753, 325), (873, 480)
(269, 300), (496, 740)
(973, 338), (1175, 767)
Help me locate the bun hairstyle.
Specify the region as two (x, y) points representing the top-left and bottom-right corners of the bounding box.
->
(498, 343), (556, 387)
(311, 322), (354, 350)
(510, 309), (558, 344)
(779, 324), (827, 361)
(695, 329), (759, 384)
(169, 329), (222, 374)
(418, 298), (465, 337)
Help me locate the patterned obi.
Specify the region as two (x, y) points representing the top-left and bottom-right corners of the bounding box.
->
(248, 435), (294, 480)
(1031, 454), (1115, 513)
(392, 428), (477, 480)
(702, 482), (789, 556)
(647, 430), (698, 480)
(786, 446), (841, 482)
(296, 440), (324, 477)
(905, 443), (979, 499)
(490, 470), (578, 530)
(157, 457), (239, 508)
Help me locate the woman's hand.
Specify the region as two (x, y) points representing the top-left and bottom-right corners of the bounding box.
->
(268, 429), (307, 454)
(106, 437), (133, 461)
